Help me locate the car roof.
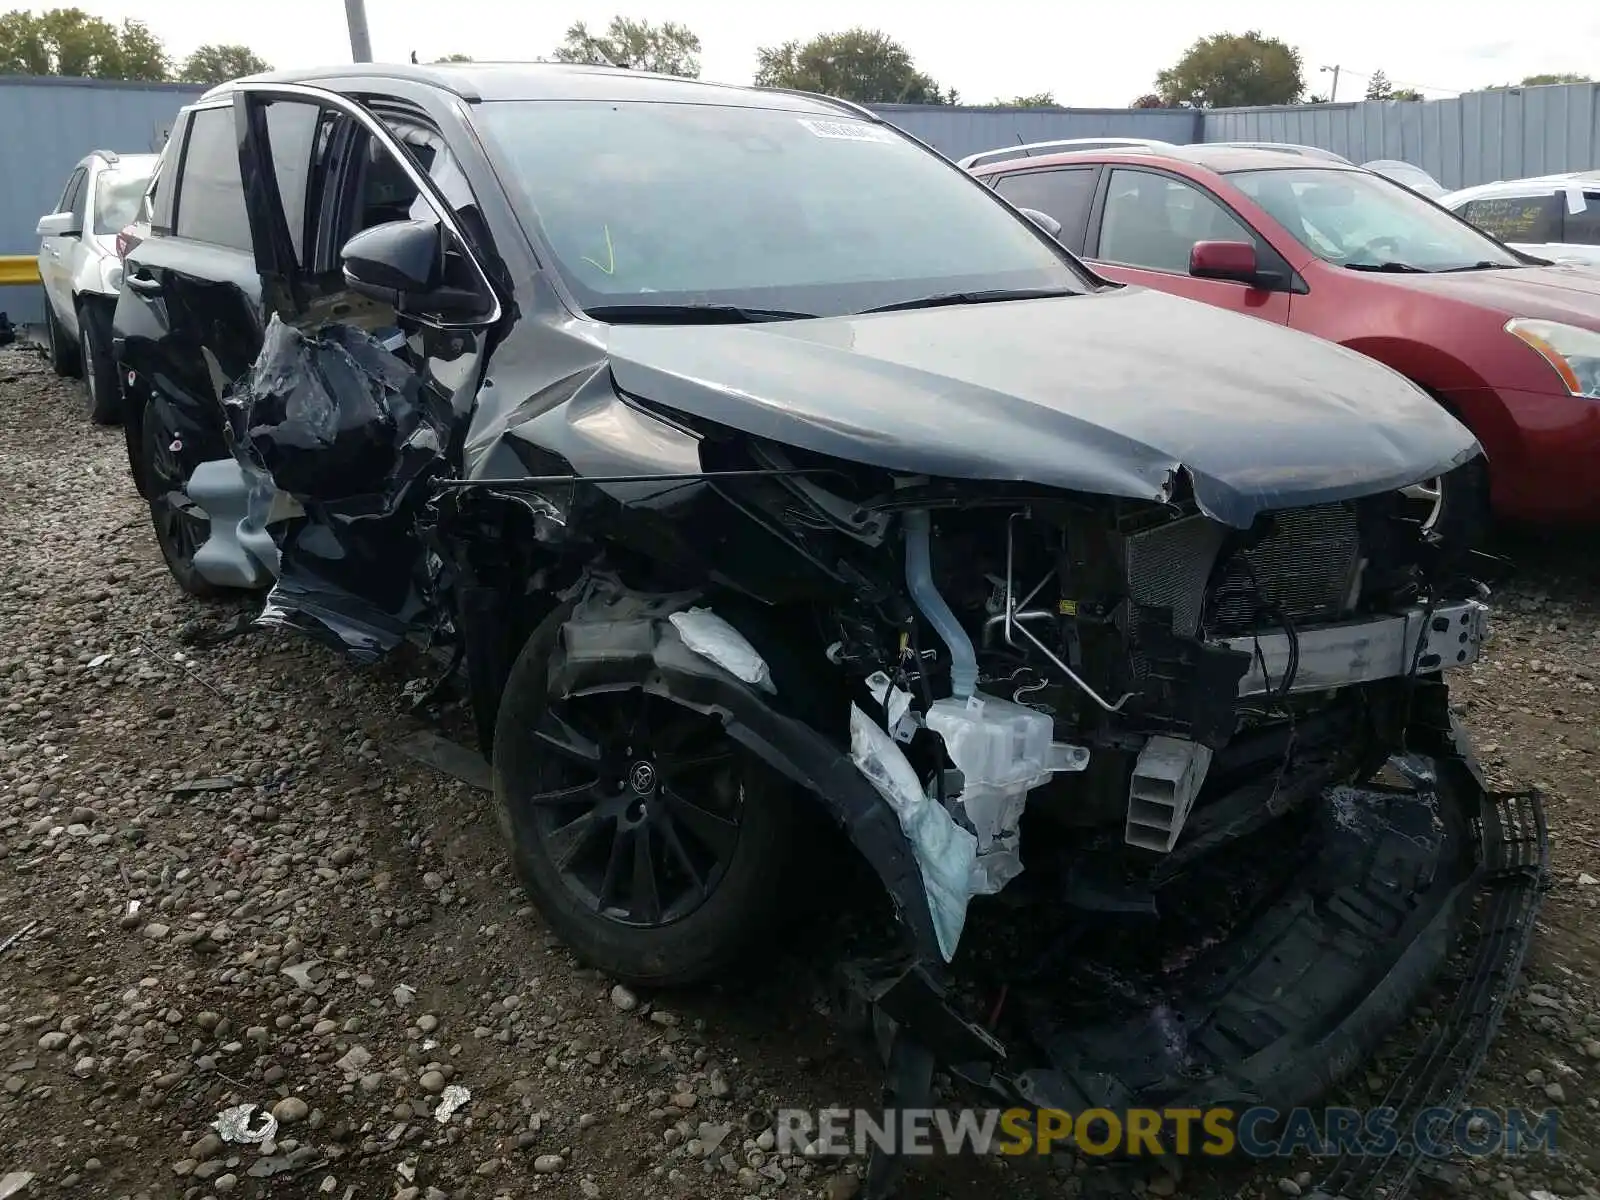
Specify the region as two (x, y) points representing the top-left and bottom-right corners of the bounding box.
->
(1442, 170), (1600, 205)
(78, 149), (159, 169)
(971, 142), (1358, 175)
(957, 137), (1178, 169)
(197, 60), (866, 117)
(1206, 141), (1353, 164)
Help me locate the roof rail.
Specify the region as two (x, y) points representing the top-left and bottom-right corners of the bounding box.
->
(87, 148), (120, 163)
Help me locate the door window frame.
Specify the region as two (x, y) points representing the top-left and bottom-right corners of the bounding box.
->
(1084, 164), (1304, 292)
(232, 80), (503, 328)
(984, 165), (1101, 253)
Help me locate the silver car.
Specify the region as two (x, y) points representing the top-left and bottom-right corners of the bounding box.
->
(35, 149), (158, 423)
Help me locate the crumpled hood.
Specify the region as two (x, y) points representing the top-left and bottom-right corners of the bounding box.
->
(605, 286), (1479, 527)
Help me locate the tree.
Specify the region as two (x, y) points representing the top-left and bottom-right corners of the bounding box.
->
(1130, 93), (1165, 108)
(753, 28), (952, 104)
(1391, 87), (1424, 101)
(551, 16), (700, 77)
(434, 53), (473, 63)
(178, 43), (270, 83)
(1365, 69), (1392, 100)
(1303, 93), (1329, 104)
(0, 7), (168, 79)
(1521, 72), (1590, 86)
(1153, 30), (1304, 108)
(994, 91), (1055, 107)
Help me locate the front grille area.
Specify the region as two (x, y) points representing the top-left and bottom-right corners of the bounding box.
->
(1125, 515), (1228, 637)
(1124, 504), (1363, 641)
(1208, 504), (1361, 633)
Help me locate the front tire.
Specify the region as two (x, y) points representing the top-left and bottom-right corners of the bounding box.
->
(139, 395), (221, 599)
(78, 302), (121, 424)
(1404, 457), (1490, 553)
(493, 601), (800, 986)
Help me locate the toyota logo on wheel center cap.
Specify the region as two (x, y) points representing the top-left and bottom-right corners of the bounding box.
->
(628, 761), (657, 794)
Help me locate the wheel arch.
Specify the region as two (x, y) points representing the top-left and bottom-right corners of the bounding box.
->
(495, 572), (943, 962)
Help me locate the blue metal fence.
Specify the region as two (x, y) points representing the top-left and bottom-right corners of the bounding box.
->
(4, 75), (1598, 326)
(0, 76), (203, 324)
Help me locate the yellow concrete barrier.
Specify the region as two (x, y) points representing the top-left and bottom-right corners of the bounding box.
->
(0, 255), (41, 286)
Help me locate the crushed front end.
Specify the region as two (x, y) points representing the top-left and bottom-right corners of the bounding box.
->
(679, 450), (1544, 1198)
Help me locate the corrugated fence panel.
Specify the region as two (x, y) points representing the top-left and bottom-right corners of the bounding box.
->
(868, 104), (1200, 159)
(0, 76), (203, 324)
(6, 78), (1598, 325)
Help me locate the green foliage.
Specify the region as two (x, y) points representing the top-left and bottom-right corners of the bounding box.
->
(994, 91), (1055, 107)
(551, 16), (701, 77)
(178, 43), (271, 84)
(0, 7), (168, 79)
(753, 28), (953, 104)
(1154, 30), (1304, 108)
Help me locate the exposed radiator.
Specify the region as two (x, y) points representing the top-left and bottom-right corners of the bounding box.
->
(1123, 505), (1362, 640)
(1209, 504), (1361, 633)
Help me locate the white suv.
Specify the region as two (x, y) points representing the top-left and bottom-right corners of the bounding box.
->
(1440, 172), (1600, 268)
(35, 149), (158, 423)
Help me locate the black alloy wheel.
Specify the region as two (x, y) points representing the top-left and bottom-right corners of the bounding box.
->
(140, 395), (220, 598)
(527, 690), (744, 927)
(495, 603), (800, 986)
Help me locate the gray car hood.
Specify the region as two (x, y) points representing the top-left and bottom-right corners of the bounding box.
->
(604, 285), (1480, 528)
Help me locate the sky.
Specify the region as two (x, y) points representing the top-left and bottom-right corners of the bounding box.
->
(49, 0), (1600, 105)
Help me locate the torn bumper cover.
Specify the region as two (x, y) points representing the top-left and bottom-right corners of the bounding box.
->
(551, 581), (1542, 1186)
(856, 701), (1546, 1200)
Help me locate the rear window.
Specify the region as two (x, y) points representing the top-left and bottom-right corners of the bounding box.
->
(175, 105), (252, 250)
(1565, 192), (1600, 246)
(93, 165), (154, 235)
(992, 168), (1098, 242)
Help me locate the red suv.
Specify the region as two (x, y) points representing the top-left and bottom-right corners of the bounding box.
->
(972, 145), (1600, 528)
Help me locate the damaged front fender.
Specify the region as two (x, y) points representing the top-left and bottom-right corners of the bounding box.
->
(548, 576), (944, 961)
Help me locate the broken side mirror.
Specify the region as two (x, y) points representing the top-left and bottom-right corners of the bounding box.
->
(36, 211), (82, 238)
(1017, 207), (1063, 239)
(340, 219), (489, 321)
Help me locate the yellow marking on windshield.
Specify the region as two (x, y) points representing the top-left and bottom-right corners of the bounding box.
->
(582, 225), (615, 275)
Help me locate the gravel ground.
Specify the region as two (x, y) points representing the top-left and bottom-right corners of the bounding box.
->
(0, 342), (1597, 1200)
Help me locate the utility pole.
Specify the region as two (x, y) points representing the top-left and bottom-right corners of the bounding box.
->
(1321, 64), (1340, 102)
(344, 0), (373, 62)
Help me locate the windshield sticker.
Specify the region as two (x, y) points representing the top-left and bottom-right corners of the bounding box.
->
(797, 118), (894, 144)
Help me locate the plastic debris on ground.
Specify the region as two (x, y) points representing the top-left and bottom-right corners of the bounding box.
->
(668, 608), (776, 692)
(849, 702), (976, 960)
(434, 1084), (472, 1123)
(0, 1172), (33, 1199)
(212, 1103), (278, 1144)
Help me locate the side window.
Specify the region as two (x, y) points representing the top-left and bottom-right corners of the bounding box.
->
(262, 100), (325, 262)
(174, 105), (253, 251)
(58, 168), (87, 217)
(150, 120), (181, 231)
(1457, 194), (1561, 244)
(1562, 193), (1600, 247)
(1097, 168), (1254, 274)
(992, 168), (1097, 242)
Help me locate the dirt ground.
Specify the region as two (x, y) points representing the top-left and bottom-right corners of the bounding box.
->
(1, 343), (1597, 1200)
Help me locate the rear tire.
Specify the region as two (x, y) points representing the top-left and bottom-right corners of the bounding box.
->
(78, 302), (121, 424)
(493, 600), (800, 987)
(139, 394), (222, 599)
(43, 295), (80, 378)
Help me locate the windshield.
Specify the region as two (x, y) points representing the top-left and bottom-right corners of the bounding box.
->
(474, 100), (1087, 317)
(1230, 167), (1520, 271)
(94, 165), (154, 235)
